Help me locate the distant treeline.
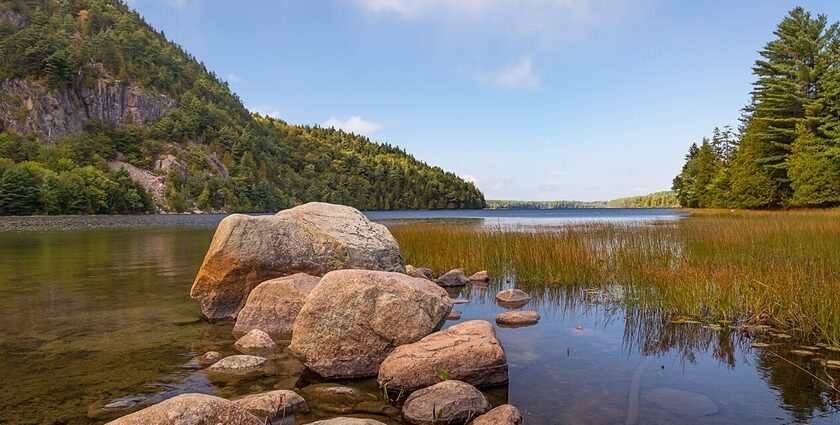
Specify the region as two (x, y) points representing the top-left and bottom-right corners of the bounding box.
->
(486, 191), (678, 209)
(673, 7), (840, 209)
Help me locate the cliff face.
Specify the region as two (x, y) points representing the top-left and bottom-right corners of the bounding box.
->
(0, 64), (175, 142)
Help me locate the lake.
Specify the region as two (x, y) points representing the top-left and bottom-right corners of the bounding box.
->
(1, 209), (838, 424)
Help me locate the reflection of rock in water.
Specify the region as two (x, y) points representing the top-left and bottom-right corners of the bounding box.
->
(88, 373), (215, 421)
(642, 387), (718, 418)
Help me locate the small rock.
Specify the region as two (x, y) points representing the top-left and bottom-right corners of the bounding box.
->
(447, 310), (462, 320)
(206, 355), (270, 375)
(401, 380), (491, 425)
(496, 311), (541, 327)
(495, 289), (532, 305)
(643, 387), (718, 418)
(436, 269), (470, 287)
(235, 329), (279, 356)
(233, 273), (321, 339)
(105, 393), (263, 425)
(406, 265), (433, 280)
(308, 419), (387, 425)
(472, 404), (524, 425)
(378, 320), (508, 391)
(233, 390), (306, 421)
(453, 299), (470, 304)
(195, 351), (223, 367)
(468, 270), (490, 282)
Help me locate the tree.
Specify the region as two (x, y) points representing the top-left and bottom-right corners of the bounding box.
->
(0, 165), (41, 215)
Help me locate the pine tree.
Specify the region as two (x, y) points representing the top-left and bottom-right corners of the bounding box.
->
(743, 7), (839, 204)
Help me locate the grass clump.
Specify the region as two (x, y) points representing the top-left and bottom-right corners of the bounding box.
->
(390, 209), (840, 344)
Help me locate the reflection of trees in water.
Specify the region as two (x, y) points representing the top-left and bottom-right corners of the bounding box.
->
(754, 349), (838, 423)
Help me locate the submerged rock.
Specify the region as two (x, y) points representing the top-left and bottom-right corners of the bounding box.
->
(495, 289), (532, 306)
(468, 270), (491, 282)
(233, 273), (321, 339)
(472, 404), (524, 425)
(191, 202), (405, 319)
(496, 311), (541, 327)
(298, 383), (369, 414)
(436, 269), (469, 287)
(290, 270), (453, 379)
(206, 355), (270, 375)
(401, 380), (491, 425)
(233, 390), (306, 421)
(105, 393), (262, 425)
(234, 329), (279, 356)
(643, 387), (718, 418)
(378, 320), (508, 391)
(447, 310), (462, 320)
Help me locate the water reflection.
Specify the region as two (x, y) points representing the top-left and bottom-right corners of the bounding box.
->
(0, 221), (837, 424)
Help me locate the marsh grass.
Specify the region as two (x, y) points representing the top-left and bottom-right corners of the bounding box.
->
(391, 209), (840, 344)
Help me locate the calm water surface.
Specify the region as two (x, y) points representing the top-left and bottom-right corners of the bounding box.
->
(0, 209), (837, 424)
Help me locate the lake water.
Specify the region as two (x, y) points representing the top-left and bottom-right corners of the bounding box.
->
(0, 209), (838, 424)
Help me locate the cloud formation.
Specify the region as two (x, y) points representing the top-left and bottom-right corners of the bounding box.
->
(476, 56), (540, 90)
(354, 0), (646, 43)
(323, 116), (382, 135)
(226, 73), (243, 83)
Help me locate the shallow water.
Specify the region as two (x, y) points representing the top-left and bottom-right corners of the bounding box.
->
(0, 211), (838, 424)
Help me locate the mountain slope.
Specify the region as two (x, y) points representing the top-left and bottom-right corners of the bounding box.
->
(0, 0), (485, 214)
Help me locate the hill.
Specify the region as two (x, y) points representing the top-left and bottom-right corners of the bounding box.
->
(486, 191), (679, 209)
(0, 0), (484, 215)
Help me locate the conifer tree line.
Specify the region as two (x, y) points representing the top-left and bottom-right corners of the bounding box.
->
(673, 7), (840, 209)
(0, 0), (485, 215)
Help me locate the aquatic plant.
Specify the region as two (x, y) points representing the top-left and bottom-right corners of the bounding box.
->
(391, 209), (840, 344)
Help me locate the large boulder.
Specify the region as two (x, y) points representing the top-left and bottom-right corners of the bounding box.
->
(191, 202), (405, 319)
(233, 273), (321, 339)
(233, 390), (306, 421)
(290, 270), (453, 379)
(378, 320), (508, 391)
(401, 380), (491, 425)
(105, 393), (263, 425)
(472, 404), (523, 425)
(234, 329), (279, 356)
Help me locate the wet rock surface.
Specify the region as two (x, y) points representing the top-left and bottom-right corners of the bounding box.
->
(401, 380), (491, 425)
(378, 320), (508, 391)
(233, 273), (321, 339)
(205, 355), (270, 376)
(290, 270), (453, 379)
(297, 383), (370, 414)
(191, 202), (405, 319)
(308, 418), (388, 425)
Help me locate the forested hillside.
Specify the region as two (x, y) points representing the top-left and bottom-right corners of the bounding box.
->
(0, 0), (484, 215)
(673, 7), (840, 209)
(486, 191), (678, 209)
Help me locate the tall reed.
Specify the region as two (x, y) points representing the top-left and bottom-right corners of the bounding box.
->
(390, 210), (840, 344)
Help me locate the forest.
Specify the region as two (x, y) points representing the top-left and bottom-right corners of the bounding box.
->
(673, 7), (840, 209)
(0, 0), (485, 214)
(486, 191), (678, 209)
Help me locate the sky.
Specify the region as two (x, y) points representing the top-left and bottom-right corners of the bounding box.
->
(125, 0), (838, 201)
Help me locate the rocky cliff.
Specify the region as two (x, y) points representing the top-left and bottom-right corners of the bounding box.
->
(0, 63), (174, 142)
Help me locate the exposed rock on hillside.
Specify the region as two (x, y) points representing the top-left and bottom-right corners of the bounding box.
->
(0, 64), (174, 142)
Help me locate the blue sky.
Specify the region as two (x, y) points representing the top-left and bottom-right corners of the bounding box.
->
(125, 0), (837, 201)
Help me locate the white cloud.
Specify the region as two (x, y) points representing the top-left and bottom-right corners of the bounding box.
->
(354, 0), (647, 44)
(248, 105), (282, 119)
(476, 56), (540, 90)
(226, 73), (243, 84)
(323, 116), (382, 135)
